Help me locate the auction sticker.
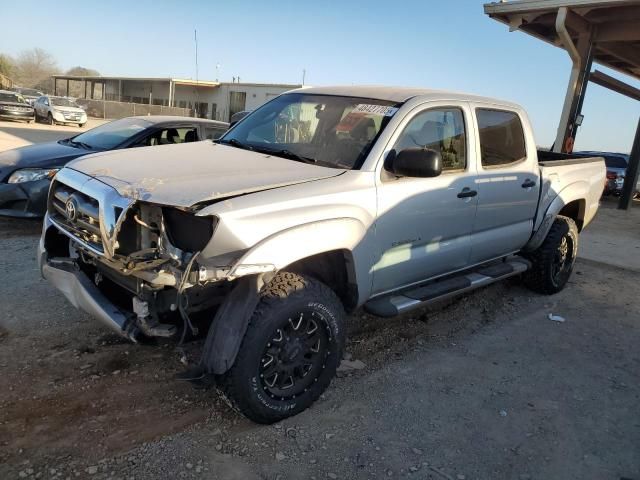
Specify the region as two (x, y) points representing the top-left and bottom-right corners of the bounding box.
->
(352, 104), (399, 116)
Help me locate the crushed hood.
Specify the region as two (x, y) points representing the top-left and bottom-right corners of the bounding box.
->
(66, 141), (345, 208)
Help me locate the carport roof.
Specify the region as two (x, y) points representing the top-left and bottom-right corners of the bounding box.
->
(51, 75), (300, 89)
(484, 0), (640, 80)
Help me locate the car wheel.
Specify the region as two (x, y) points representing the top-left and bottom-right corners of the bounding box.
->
(47, 113), (54, 125)
(79, 123), (85, 128)
(523, 215), (578, 294)
(219, 271), (345, 424)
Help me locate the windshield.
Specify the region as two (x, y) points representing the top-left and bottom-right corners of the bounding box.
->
(51, 97), (79, 108)
(18, 88), (43, 97)
(70, 117), (150, 150)
(220, 93), (400, 169)
(0, 92), (26, 104)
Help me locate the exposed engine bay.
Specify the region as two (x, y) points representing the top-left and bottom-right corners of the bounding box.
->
(44, 180), (236, 341)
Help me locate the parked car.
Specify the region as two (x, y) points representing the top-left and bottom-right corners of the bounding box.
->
(0, 90), (35, 123)
(229, 110), (251, 127)
(0, 116), (228, 217)
(39, 86), (605, 423)
(575, 150), (636, 196)
(33, 95), (88, 127)
(12, 87), (45, 105)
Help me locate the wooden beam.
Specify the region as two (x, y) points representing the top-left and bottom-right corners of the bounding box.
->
(589, 69), (640, 101)
(597, 20), (640, 42)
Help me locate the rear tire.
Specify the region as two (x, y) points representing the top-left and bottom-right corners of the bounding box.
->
(219, 272), (345, 424)
(523, 215), (578, 294)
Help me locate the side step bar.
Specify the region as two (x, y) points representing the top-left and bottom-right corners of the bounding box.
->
(364, 257), (531, 317)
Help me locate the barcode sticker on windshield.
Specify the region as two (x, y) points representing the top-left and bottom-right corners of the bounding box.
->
(352, 104), (399, 116)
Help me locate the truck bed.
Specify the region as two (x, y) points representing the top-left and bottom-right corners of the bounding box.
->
(535, 149), (606, 232)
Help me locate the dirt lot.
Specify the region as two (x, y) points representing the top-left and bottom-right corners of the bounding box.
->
(0, 199), (639, 480)
(0, 119), (108, 152)
(0, 122), (639, 479)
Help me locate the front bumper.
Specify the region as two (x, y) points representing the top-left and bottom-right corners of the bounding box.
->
(53, 112), (86, 124)
(38, 236), (137, 340)
(0, 179), (50, 218)
(0, 111), (35, 121)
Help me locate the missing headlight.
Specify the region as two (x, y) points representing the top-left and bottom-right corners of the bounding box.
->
(162, 208), (216, 252)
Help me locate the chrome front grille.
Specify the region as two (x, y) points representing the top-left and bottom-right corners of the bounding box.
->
(47, 169), (135, 259)
(50, 181), (103, 251)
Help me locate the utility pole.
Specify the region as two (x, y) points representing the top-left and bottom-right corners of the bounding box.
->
(194, 29), (200, 117)
(302, 69), (306, 85)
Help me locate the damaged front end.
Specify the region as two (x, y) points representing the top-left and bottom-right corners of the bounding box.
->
(39, 168), (241, 341)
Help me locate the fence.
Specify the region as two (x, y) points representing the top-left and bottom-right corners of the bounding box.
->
(0, 73), (14, 90)
(75, 98), (194, 120)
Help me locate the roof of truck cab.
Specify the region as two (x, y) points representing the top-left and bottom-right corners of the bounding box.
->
(288, 85), (522, 107)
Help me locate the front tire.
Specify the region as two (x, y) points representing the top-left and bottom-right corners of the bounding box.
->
(219, 272), (345, 424)
(523, 215), (578, 294)
(47, 113), (54, 125)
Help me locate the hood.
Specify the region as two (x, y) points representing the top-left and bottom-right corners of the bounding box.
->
(67, 142), (345, 208)
(0, 140), (89, 181)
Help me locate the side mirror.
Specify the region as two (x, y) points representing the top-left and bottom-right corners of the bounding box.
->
(390, 148), (443, 178)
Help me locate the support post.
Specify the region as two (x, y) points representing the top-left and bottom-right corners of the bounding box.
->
(54, 78), (58, 96)
(119, 79), (122, 102)
(618, 118), (640, 210)
(90, 81), (95, 99)
(66, 79), (70, 97)
(84, 80), (87, 99)
(552, 7), (594, 153)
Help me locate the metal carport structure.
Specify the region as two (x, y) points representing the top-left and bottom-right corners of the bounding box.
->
(484, 0), (640, 209)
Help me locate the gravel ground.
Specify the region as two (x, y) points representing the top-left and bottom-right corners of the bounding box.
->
(0, 207), (639, 480)
(0, 118), (108, 152)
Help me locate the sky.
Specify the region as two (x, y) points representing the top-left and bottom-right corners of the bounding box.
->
(1, 0), (638, 152)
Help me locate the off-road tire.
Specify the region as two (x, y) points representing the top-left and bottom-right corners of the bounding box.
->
(523, 215), (578, 294)
(219, 272), (345, 424)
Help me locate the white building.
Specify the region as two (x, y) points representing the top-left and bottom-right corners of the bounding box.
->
(52, 75), (301, 121)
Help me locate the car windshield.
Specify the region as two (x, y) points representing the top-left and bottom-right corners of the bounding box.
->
(0, 92), (26, 104)
(219, 93), (401, 169)
(51, 97), (79, 107)
(19, 89), (42, 97)
(604, 155), (628, 169)
(69, 117), (151, 150)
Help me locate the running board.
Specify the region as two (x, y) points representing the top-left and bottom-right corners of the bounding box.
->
(364, 258), (531, 317)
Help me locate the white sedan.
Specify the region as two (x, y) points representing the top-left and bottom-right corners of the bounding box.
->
(33, 95), (87, 127)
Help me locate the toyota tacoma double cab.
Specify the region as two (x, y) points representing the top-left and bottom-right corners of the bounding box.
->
(38, 86), (605, 423)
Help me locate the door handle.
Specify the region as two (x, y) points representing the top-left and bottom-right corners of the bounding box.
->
(522, 179), (536, 188)
(457, 188), (478, 199)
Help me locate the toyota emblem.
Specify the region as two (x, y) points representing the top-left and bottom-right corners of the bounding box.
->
(65, 198), (78, 222)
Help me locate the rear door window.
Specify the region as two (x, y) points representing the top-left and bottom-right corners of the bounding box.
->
(476, 109), (526, 167)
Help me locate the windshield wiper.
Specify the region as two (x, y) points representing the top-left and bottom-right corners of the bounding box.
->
(68, 139), (94, 150)
(218, 138), (254, 151)
(254, 147), (318, 165)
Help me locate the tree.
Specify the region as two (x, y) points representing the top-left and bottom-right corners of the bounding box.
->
(64, 66), (100, 97)
(13, 48), (59, 93)
(0, 54), (14, 78)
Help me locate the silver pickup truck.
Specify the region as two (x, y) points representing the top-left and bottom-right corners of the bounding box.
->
(38, 86), (605, 423)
